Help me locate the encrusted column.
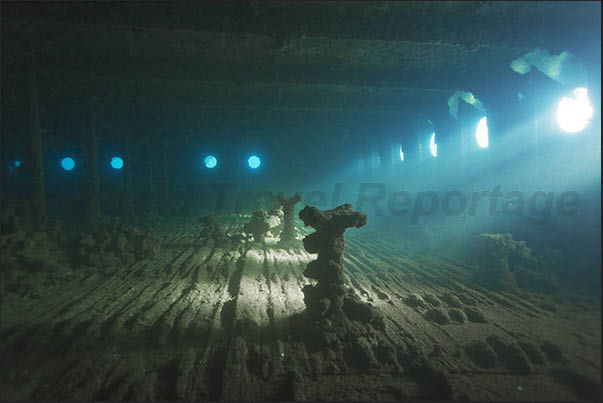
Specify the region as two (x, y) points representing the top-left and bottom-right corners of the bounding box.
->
(84, 109), (101, 229)
(199, 215), (229, 247)
(277, 193), (302, 247)
(243, 211), (271, 245)
(298, 204), (367, 320)
(27, 62), (46, 229)
(378, 145), (392, 172)
(144, 139), (158, 217)
(122, 128), (136, 222)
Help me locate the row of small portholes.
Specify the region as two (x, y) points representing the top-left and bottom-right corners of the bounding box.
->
(203, 155), (261, 169)
(8, 155), (261, 171)
(61, 156), (123, 170)
(8, 156), (123, 171)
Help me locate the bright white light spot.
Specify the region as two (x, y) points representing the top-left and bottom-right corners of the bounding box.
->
(61, 157), (75, 171)
(248, 155), (261, 169)
(429, 133), (437, 157)
(110, 156), (124, 169)
(204, 155), (217, 168)
(476, 117), (489, 148)
(399, 146), (404, 161)
(557, 87), (594, 133)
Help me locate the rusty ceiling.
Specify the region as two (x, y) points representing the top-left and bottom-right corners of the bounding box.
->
(1, 1), (601, 138)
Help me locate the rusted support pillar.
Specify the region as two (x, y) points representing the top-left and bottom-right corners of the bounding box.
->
(122, 128), (136, 222)
(158, 140), (168, 214)
(378, 144), (392, 172)
(27, 62), (46, 229)
(363, 149), (373, 174)
(277, 193), (302, 247)
(84, 109), (101, 229)
(145, 139), (158, 217)
(458, 100), (469, 177)
(124, 130), (133, 201)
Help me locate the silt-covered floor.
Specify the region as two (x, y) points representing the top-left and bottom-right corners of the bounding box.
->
(1, 216), (600, 400)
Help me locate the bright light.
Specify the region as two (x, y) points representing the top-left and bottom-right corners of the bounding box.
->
(556, 87), (594, 133)
(476, 116), (489, 148)
(399, 146), (404, 162)
(204, 155), (217, 169)
(429, 133), (437, 157)
(14, 160), (21, 168)
(61, 157), (75, 171)
(110, 156), (124, 169)
(248, 155), (261, 169)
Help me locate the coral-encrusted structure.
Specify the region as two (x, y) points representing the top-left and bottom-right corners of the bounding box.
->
(243, 211), (271, 244)
(474, 233), (531, 291)
(298, 203), (367, 320)
(72, 221), (159, 268)
(277, 193), (302, 247)
(267, 206), (284, 237)
(198, 215), (229, 247)
(294, 203), (387, 361)
(474, 233), (567, 293)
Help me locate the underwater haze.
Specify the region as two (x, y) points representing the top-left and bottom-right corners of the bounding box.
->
(1, 1), (601, 401)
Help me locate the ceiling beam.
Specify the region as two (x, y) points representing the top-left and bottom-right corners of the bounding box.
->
(3, 1), (599, 57)
(2, 19), (523, 92)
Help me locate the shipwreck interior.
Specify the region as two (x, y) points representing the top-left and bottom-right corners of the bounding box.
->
(1, 1), (601, 401)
